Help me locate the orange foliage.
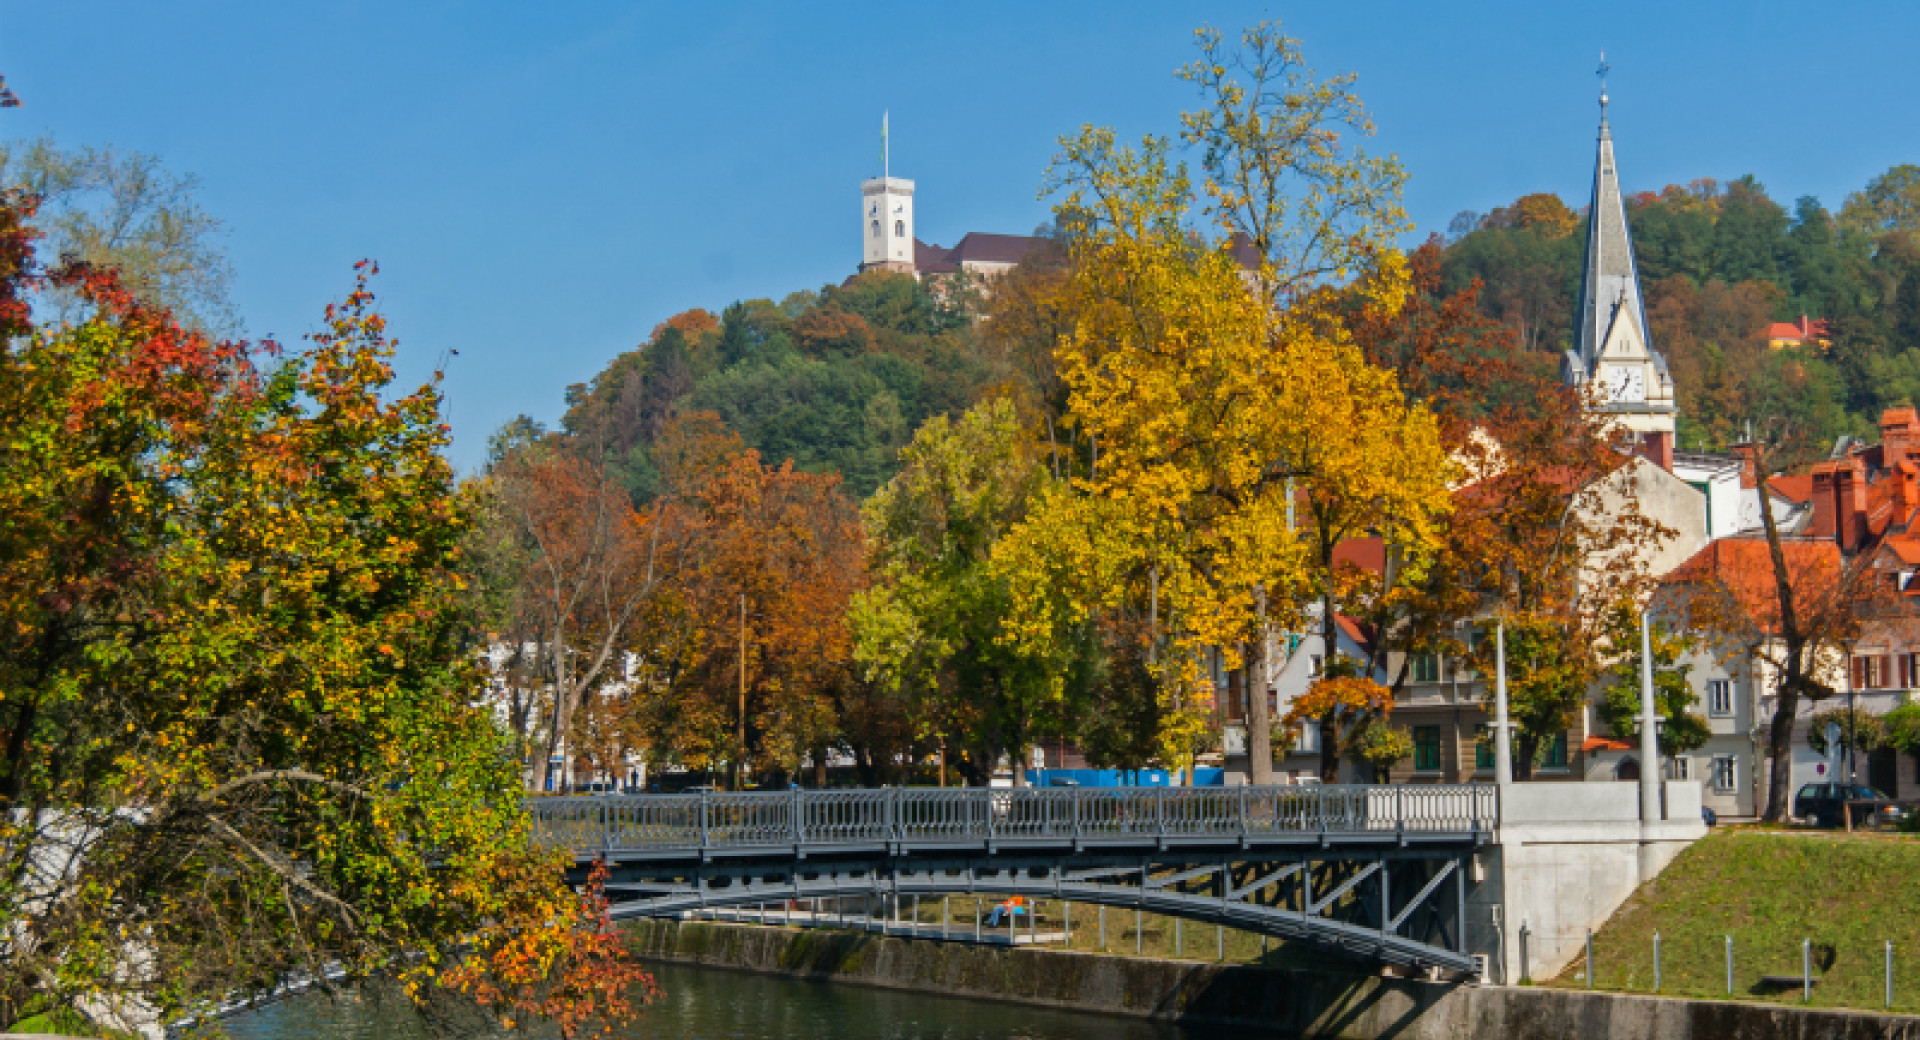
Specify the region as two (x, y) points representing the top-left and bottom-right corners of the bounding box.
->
(647, 307), (718, 345)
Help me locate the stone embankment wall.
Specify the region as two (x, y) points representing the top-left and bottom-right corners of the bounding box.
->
(626, 920), (1920, 1040)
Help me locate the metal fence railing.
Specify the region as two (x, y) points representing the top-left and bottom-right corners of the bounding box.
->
(529, 783), (1498, 857)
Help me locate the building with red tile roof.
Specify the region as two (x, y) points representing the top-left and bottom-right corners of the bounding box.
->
(1766, 315), (1832, 350)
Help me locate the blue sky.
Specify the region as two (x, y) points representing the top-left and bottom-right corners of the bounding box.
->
(5, 2), (1917, 473)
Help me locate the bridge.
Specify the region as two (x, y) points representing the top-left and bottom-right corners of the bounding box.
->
(530, 784), (1498, 977)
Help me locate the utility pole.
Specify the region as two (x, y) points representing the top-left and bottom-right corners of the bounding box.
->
(738, 593), (748, 791)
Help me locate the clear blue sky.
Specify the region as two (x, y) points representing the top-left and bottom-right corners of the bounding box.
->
(6, 2), (1917, 473)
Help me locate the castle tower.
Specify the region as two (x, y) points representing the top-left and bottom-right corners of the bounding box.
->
(861, 175), (915, 274)
(1562, 63), (1677, 448)
(860, 112), (916, 275)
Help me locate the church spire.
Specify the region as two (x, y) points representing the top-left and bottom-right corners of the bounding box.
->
(1569, 51), (1650, 377)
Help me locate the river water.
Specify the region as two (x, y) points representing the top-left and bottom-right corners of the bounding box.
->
(224, 963), (1263, 1040)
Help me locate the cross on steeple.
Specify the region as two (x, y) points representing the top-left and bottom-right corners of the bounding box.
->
(1596, 51), (1610, 119)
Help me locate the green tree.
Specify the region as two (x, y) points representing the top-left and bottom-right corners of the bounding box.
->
(1597, 605), (1710, 756)
(1348, 722), (1415, 783)
(852, 398), (1066, 785)
(1839, 164), (1920, 240)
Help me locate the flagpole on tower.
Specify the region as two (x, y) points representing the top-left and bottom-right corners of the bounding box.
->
(883, 110), (889, 179)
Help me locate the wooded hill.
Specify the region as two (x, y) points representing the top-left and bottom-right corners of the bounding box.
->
(538, 165), (1920, 500)
(1442, 165), (1920, 452)
(547, 267), (1011, 501)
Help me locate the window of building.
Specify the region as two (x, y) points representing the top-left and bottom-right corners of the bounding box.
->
(1296, 720), (1321, 754)
(870, 219), (881, 238)
(1309, 654), (1324, 678)
(1854, 655), (1892, 690)
(1474, 724), (1494, 770)
(1413, 725), (1442, 772)
(1667, 756), (1692, 781)
(1541, 731), (1569, 770)
(1711, 754), (1737, 793)
(1412, 653), (1441, 683)
(1707, 679), (1733, 717)
(894, 219), (905, 237)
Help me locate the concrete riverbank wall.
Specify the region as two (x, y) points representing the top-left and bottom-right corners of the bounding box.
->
(625, 920), (1920, 1040)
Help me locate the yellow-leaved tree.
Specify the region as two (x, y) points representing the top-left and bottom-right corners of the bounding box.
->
(995, 23), (1453, 784)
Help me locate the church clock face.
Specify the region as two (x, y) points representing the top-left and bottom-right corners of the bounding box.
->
(1606, 364), (1645, 403)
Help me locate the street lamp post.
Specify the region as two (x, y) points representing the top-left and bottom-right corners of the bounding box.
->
(737, 594), (748, 791)
(1845, 642), (1857, 783)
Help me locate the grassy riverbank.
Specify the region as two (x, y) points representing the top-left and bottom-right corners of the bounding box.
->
(1551, 827), (1920, 1011)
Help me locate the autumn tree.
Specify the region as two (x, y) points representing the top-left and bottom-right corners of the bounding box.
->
(998, 22), (1452, 786)
(1667, 436), (1878, 820)
(0, 193), (644, 1033)
(1337, 239), (1680, 775)
(626, 414), (868, 786)
(482, 442), (686, 791)
(1280, 675), (1397, 780)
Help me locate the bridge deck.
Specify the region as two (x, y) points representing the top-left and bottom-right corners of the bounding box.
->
(531, 784), (1497, 862)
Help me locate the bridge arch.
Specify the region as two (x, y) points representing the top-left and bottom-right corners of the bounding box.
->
(534, 784), (1494, 977)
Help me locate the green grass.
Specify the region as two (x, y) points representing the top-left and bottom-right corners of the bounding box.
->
(1550, 827), (1920, 1011)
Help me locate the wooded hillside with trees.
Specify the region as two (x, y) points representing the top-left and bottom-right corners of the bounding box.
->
(1443, 166), (1920, 451)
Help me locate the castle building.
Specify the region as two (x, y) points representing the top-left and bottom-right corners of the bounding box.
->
(859, 170), (1044, 281)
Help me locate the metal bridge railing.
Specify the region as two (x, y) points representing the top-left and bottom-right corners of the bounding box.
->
(529, 783), (1497, 857)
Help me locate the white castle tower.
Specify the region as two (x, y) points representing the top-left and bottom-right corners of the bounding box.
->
(860, 112), (916, 274)
(1562, 60), (1678, 450)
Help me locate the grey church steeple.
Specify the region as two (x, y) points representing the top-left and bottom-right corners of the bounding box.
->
(1561, 58), (1676, 438)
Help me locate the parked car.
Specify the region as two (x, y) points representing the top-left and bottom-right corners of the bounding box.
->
(1701, 806), (1718, 827)
(1793, 782), (1908, 828)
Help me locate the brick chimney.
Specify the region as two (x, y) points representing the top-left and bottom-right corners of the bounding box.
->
(1731, 442), (1760, 489)
(1811, 462), (1840, 541)
(1881, 407), (1919, 469)
(1637, 430), (1675, 473)
(1835, 459), (1870, 552)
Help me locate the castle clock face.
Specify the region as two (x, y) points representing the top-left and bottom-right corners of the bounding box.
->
(1606, 364), (1646, 403)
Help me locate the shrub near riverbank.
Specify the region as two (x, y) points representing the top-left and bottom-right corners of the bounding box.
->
(1556, 828), (1920, 1010)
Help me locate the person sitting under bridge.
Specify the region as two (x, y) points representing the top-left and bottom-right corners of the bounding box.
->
(986, 896), (1028, 928)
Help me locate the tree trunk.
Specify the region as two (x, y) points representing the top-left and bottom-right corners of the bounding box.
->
(1754, 454), (1805, 823)
(1317, 578), (1340, 783)
(812, 746), (828, 788)
(1317, 713), (1340, 783)
(1246, 632), (1274, 786)
(1764, 679), (1798, 821)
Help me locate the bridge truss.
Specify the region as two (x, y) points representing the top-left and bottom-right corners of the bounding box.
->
(532, 784), (1495, 977)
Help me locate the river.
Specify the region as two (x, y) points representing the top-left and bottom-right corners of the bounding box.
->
(224, 963), (1266, 1040)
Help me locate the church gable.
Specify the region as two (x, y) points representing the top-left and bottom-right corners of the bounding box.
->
(1598, 298), (1646, 363)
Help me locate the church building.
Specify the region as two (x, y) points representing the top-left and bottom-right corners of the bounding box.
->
(1560, 82), (1680, 468)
